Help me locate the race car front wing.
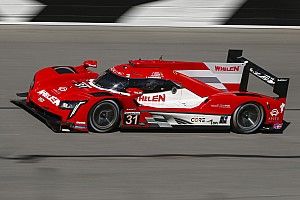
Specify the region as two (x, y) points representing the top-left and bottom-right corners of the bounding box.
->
(11, 93), (79, 133)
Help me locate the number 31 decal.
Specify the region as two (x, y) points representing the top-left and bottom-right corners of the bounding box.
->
(124, 112), (140, 125)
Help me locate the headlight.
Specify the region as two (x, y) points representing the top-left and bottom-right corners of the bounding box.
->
(59, 101), (79, 109)
(59, 101), (87, 119)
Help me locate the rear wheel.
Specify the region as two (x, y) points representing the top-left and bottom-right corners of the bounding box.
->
(88, 100), (120, 133)
(232, 103), (264, 134)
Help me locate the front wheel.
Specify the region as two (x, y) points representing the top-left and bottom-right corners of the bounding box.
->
(88, 100), (120, 133)
(232, 103), (264, 134)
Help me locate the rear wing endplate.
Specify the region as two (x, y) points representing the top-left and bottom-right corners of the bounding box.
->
(227, 49), (289, 98)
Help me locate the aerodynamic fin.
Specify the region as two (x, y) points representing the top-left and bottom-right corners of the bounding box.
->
(202, 62), (246, 91)
(227, 49), (290, 98)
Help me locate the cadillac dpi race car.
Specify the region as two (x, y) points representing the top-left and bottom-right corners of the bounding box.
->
(12, 50), (289, 134)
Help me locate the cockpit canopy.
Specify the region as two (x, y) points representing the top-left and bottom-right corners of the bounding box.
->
(94, 70), (180, 93)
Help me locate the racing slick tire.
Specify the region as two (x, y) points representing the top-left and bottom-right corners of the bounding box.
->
(88, 100), (120, 133)
(232, 102), (264, 134)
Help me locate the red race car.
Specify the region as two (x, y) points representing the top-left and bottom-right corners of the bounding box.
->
(12, 50), (289, 134)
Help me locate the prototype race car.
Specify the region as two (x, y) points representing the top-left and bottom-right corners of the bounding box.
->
(11, 50), (289, 134)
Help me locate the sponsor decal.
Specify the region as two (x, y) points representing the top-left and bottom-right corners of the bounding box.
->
(126, 108), (137, 111)
(211, 104), (231, 109)
(189, 116), (226, 125)
(148, 72), (162, 79)
(37, 90), (60, 106)
(219, 116), (228, 124)
(75, 121), (86, 125)
(74, 126), (86, 129)
(74, 82), (92, 89)
(270, 109), (279, 117)
(149, 112), (231, 127)
(190, 116), (228, 125)
(124, 112), (140, 115)
(215, 65), (240, 72)
(250, 68), (275, 85)
(207, 119), (219, 125)
(273, 123), (283, 130)
(277, 79), (288, 82)
(191, 117), (205, 123)
(138, 94), (166, 102)
(268, 116), (279, 121)
(58, 87), (68, 92)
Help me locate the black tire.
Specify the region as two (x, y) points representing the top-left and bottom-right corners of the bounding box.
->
(232, 103), (264, 134)
(88, 100), (120, 133)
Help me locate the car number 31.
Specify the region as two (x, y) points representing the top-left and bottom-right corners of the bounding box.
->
(124, 112), (140, 125)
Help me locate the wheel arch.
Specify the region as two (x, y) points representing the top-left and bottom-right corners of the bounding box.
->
(233, 100), (266, 120)
(231, 100), (266, 134)
(87, 98), (122, 133)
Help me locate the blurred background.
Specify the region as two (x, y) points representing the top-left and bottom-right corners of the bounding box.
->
(0, 0), (300, 200)
(0, 0), (300, 25)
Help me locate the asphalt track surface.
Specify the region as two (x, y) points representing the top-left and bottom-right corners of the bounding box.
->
(0, 26), (300, 200)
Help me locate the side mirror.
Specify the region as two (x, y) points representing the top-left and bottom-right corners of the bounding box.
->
(83, 60), (98, 68)
(126, 88), (143, 98)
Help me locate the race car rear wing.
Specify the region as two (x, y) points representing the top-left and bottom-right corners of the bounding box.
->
(227, 49), (289, 98)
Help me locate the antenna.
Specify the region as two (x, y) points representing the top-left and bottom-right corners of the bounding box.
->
(159, 55), (163, 60)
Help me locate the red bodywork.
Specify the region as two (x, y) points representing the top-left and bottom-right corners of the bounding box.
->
(14, 50), (289, 133)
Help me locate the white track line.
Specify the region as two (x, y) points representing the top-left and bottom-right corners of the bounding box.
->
(0, 22), (300, 29)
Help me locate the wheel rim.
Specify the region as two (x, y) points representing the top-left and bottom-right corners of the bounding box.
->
(91, 102), (118, 130)
(237, 104), (262, 131)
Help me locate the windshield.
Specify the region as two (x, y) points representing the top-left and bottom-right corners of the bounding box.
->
(94, 70), (129, 92)
(95, 70), (181, 93)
